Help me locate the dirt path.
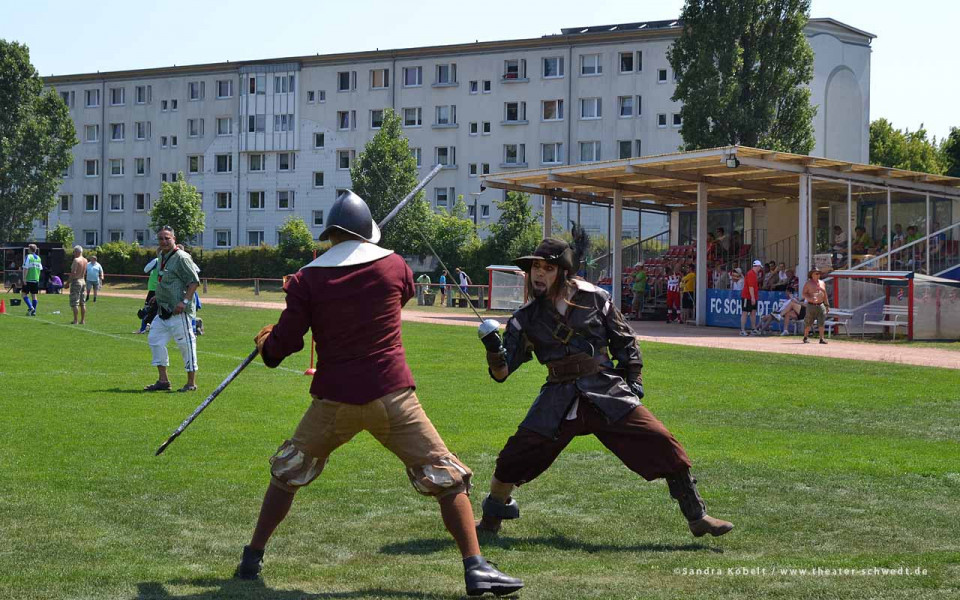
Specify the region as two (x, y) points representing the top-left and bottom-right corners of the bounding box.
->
(96, 291), (959, 369)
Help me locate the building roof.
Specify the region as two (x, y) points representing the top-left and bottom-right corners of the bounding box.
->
(480, 146), (960, 212)
(42, 16), (871, 84)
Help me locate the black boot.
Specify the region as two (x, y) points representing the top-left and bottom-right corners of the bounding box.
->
(475, 495), (520, 535)
(666, 470), (733, 538)
(234, 545), (264, 580)
(464, 555), (524, 596)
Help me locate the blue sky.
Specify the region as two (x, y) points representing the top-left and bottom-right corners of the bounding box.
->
(2, 0), (956, 141)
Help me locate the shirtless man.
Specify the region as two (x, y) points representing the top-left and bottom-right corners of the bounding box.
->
(802, 269), (830, 344)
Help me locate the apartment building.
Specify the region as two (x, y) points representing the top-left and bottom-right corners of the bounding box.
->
(42, 17), (872, 249)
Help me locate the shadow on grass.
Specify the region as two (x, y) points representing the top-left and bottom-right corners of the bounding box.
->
(380, 534), (722, 555)
(135, 578), (461, 600)
(97, 387), (171, 394)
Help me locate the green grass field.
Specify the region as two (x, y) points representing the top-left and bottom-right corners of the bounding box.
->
(1, 294), (958, 599)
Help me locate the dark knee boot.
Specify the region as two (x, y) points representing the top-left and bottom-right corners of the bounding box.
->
(476, 495), (520, 535)
(234, 545), (264, 580)
(666, 470), (734, 538)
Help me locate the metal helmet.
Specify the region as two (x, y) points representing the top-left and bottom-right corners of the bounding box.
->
(318, 190), (381, 244)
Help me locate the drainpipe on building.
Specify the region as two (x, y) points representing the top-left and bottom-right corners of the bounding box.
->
(235, 72), (242, 248)
(99, 80), (106, 245)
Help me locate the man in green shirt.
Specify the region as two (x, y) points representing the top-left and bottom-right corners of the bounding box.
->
(630, 267), (647, 320)
(21, 244), (42, 316)
(145, 226), (201, 392)
(416, 272), (431, 305)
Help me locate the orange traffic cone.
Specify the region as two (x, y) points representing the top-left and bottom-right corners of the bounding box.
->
(0, 299), (6, 314)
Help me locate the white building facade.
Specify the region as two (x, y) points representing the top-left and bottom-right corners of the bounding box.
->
(42, 18), (872, 250)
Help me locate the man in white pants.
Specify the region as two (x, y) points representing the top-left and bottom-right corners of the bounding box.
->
(144, 226), (201, 392)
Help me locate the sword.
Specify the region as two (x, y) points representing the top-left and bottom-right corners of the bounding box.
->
(154, 163), (444, 456)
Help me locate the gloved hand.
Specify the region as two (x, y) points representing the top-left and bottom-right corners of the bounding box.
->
(478, 319), (504, 353)
(627, 371), (644, 399)
(254, 324), (274, 355)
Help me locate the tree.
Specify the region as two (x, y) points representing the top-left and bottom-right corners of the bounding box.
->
(942, 127), (960, 178)
(869, 119), (947, 175)
(667, 0), (816, 154)
(433, 196), (482, 278)
(0, 40), (78, 241)
(148, 172), (205, 244)
(350, 109), (434, 255)
(46, 223), (74, 249)
(276, 216), (314, 256)
(482, 191), (542, 266)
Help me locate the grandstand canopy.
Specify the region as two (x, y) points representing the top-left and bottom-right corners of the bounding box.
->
(480, 145), (960, 325)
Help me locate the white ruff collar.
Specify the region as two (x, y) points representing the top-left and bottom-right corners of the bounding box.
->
(301, 240), (394, 269)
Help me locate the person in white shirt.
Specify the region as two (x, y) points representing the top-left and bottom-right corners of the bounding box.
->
(85, 256), (104, 302)
(730, 268), (744, 291)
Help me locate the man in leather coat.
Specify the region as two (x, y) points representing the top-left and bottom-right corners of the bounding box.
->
(476, 238), (733, 539)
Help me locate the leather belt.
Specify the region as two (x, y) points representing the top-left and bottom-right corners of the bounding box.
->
(546, 350), (608, 383)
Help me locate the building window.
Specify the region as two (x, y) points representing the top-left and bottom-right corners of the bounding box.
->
(249, 191), (265, 210)
(657, 113), (667, 128)
(274, 114), (294, 132)
(434, 187), (450, 208)
(469, 80), (478, 94)
(248, 230), (264, 246)
(411, 147), (422, 167)
(579, 141), (601, 162)
(59, 90), (74, 107)
(188, 155), (204, 174)
(580, 97), (602, 119)
(481, 163), (490, 175)
(307, 90), (316, 103)
(580, 54), (602, 76)
(170, 135), (178, 147)
(337, 149), (354, 170)
(672, 113), (683, 127)
(109, 230), (124, 242)
(636, 95), (643, 116)
(503, 144), (525, 166)
(618, 96), (634, 117)
(435, 146), (455, 167)
(541, 142), (562, 164)
(482, 121), (491, 135)
(215, 230), (231, 248)
(161, 100), (168, 111)
(217, 117), (232, 135)
(84, 124), (99, 143)
(110, 123), (124, 141)
(619, 52), (635, 73)
(187, 118), (204, 137)
(135, 193), (149, 211)
(248, 154), (265, 172)
(503, 58), (526, 80)
(337, 110), (354, 130)
(216, 154), (233, 173)
(135, 85), (149, 104)
(83, 230), (98, 246)
(278, 152), (295, 171)
(469, 122), (478, 135)
(85, 159), (99, 177)
(188, 81), (204, 100)
(468, 163), (478, 177)
(542, 99), (564, 121)
(135, 121), (149, 140)
(85, 89), (100, 107)
(658, 68), (668, 83)
(277, 190), (294, 210)
(370, 68), (389, 89)
(370, 109), (384, 129)
(170, 99), (178, 110)
(543, 56), (565, 78)
(403, 66), (422, 87)
(248, 74), (266, 95)
(435, 105), (456, 126)
(248, 114), (266, 133)
(84, 194), (99, 212)
(503, 101), (526, 123)
(635, 139), (642, 157)
(135, 157), (148, 176)
(160, 136), (168, 148)
(314, 132), (325, 148)
(109, 194), (124, 211)
(619, 140), (633, 159)
(481, 205), (490, 218)
(273, 75), (295, 93)
(313, 171), (325, 188)
(216, 192), (232, 210)
(135, 230), (146, 244)
(109, 87), (125, 106)
(403, 107), (422, 127)
(217, 80), (233, 98)
(482, 80), (492, 93)
(435, 63), (457, 85)
(109, 159), (124, 176)
(337, 71), (356, 92)
(318, 90), (326, 102)
(61, 163), (72, 178)
(312, 210), (324, 227)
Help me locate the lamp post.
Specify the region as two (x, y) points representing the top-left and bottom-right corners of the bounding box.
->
(469, 191), (482, 227)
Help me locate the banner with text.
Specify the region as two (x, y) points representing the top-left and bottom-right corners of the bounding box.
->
(707, 289), (790, 328)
